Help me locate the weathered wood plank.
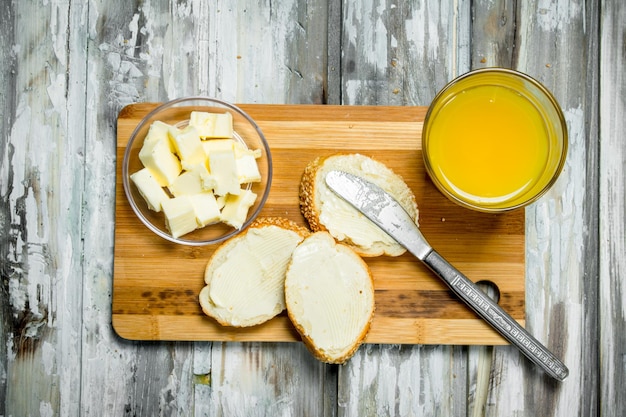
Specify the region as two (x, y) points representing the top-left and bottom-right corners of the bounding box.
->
(471, 0), (516, 69)
(98, 0), (332, 415)
(205, 0), (329, 105)
(599, 1), (626, 416)
(340, 0), (470, 106)
(78, 1), (333, 416)
(337, 0), (603, 415)
(1, 1), (87, 415)
(336, 1), (472, 415)
(465, 2), (519, 414)
(578, 1), (601, 415)
(190, 2), (335, 415)
(0, 0), (17, 409)
(484, 0), (600, 416)
(78, 1), (196, 415)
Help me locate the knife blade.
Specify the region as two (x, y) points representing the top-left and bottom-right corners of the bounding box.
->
(325, 170), (569, 381)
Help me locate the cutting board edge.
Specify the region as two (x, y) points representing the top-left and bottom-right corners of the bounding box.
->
(111, 313), (524, 346)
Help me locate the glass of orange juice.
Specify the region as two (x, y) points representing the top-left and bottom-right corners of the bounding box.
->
(422, 68), (568, 212)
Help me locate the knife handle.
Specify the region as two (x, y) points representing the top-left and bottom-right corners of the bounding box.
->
(422, 250), (569, 381)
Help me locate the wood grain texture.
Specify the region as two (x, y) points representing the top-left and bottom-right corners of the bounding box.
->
(471, 0), (516, 68)
(335, 1), (600, 416)
(188, 3), (337, 415)
(600, 1), (626, 416)
(78, 1), (198, 415)
(336, 1), (474, 415)
(340, 0), (470, 106)
(113, 103), (525, 344)
(0, 0), (15, 411)
(466, 6), (518, 406)
(83, 2), (335, 416)
(482, 1), (600, 416)
(1, 1), (86, 415)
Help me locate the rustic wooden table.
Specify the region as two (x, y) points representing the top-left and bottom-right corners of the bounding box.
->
(1, 1), (624, 416)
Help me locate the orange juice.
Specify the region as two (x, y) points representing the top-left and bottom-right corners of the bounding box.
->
(422, 69), (567, 212)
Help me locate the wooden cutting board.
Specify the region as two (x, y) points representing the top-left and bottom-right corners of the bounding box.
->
(113, 103), (525, 345)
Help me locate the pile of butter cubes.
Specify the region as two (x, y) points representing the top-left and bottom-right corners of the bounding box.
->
(130, 111), (262, 238)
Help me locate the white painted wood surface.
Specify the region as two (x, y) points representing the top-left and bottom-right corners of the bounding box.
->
(0, 1), (623, 416)
(600, 1), (626, 416)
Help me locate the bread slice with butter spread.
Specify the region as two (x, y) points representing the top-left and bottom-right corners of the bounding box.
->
(299, 153), (419, 257)
(199, 217), (309, 327)
(285, 231), (375, 364)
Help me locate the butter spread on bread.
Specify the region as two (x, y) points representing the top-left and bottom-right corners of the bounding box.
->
(299, 153), (418, 257)
(200, 217), (309, 327)
(285, 232), (374, 364)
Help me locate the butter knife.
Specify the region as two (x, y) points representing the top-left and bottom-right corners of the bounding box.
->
(325, 170), (569, 381)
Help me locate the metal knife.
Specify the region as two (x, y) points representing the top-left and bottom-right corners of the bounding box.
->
(325, 170), (569, 381)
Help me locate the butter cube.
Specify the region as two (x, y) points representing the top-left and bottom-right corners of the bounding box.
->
(190, 111), (233, 138)
(168, 169), (204, 197)
(208, 148), (240, 196)
(213, 112), (234, 138)
(138, 135), (181, 186)
(190, 191), (221, 227)
(236, 154), (261, 183)
(233, 142), (262, 159)
(130, 168), (170, 212)
(202, 138), (235, 156)
(220, 189), (257, 229)
(144, 120), (173, 144)
(183, 162), (217, 191)
(162, 196), (197, 238)
(170, 126), (206, 170)
(200, 173), (218, 192)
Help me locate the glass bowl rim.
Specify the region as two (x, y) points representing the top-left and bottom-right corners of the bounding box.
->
(421, 67), (568, 212)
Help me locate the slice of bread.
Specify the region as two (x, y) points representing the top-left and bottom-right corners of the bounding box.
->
(285, 232), (374, 364)
(299, 153), (418, 257)
(199, 217), (309, 327)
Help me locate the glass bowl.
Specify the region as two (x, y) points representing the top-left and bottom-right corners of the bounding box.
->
(122, 97), (272, 245)
(422, 68), (568, 212)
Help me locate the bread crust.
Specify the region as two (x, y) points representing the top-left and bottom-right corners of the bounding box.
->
(285, 232), (375, 364)
(299, 153), (418, 257)
(299, 155), (330, 233)
(200, 217), (309, 327)
(246, 216), (311, 238)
